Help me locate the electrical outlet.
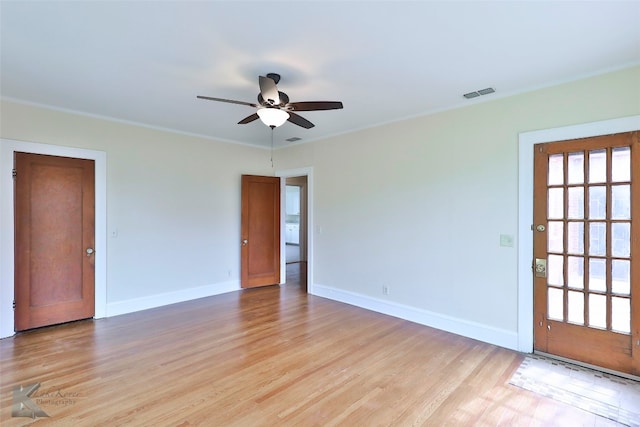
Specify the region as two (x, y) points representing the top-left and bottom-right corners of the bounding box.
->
(382, 285), (390, 295)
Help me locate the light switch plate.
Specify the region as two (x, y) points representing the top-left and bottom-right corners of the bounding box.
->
(500, 234), (514, 247)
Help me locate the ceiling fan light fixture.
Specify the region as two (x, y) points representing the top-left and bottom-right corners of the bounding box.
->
(257, 108), (289, 128)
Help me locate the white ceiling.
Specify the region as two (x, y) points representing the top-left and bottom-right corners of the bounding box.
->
(1, 1), (639, 148)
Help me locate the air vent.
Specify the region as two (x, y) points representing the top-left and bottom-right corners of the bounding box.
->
(463, 87), (495, 99)
(286, 137), (302, 142)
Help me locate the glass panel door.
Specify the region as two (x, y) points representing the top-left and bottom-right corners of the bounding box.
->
(533, 131), (639, 375)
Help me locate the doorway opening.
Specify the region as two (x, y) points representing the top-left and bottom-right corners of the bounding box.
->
(532, 132), (638, 376)
(517, 116), (640, 372)
(284, 176), (308, 291)
(14, 152), (96, 331)
(0, 138), (107, 338)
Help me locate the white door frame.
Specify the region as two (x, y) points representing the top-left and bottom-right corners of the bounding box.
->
(0, 139), (107, 338)
(276, 167), (313, 293)
(517, 115), (640, 352)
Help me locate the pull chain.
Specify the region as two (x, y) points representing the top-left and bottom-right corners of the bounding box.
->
(270, 126), (275, 169)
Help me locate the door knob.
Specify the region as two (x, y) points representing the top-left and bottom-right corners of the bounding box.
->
(86, 247), (94, 256)
(242, 239), (248, 246)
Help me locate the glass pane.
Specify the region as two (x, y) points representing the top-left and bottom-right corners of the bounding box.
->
(588, 186), (606, 219)
(548, 188), (564, 219)
(548, 287), (563, 321)
(567, 222), (584, 254)
(567, 152), (584, 184)
(589, 258), (607, 292)
(611, 146), (630, 182)
(568, 291), (584, 325)
(611, 222), (630, 257)
(548, 154), (564, 185)
(547, 221), (564, 253)
(567, 187), (584, 219)
(611, 185), (630, 219)
(588, 294), (606, 329)
(611, 260), (630, 295)
(589, 222), (606, 256)
(611, 297), (630, 334)
(548, 254), (564, 287)
(588, 149), (606, 183)
(567, 256), (584, 289)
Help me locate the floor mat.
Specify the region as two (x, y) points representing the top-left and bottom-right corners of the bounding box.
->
(509, 354), (640, 426)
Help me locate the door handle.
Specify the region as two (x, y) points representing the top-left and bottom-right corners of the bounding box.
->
(86, 247), (94, 256)
(242, 239), (248, 246)
(535, 258), (546, 278)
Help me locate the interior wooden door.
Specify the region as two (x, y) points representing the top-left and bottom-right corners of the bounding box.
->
(14, 152), (96, 331)
(241, 175), (281, 288)
(533, 131), (639, 375)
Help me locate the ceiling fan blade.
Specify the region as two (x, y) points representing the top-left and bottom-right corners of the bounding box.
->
(259, 76), (280, 106)
(287, 101), (343, 111)
(197, 95), (257, 108)
(287, 112), (315, 129)
(238, 113), (259, 124)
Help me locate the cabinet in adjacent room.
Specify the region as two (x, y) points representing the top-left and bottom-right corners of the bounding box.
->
(286, 186), (300, 215)
(285, 223), (299, 245)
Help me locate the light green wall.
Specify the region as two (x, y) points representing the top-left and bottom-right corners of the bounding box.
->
(1, 101), (273, 303)
(1, 65), (638, 336)
(277, 66), (640, 331)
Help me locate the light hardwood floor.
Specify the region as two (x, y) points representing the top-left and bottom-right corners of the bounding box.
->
(0, 267), (620, 426)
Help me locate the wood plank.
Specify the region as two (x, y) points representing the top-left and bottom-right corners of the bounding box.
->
(0, 280), (613, 425)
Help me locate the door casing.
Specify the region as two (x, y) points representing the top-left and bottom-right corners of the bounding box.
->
(518, 116), (640, 353)
(0, 138), (107, 338)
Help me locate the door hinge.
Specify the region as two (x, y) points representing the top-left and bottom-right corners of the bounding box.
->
(12, 169), (17, 179)
(13, 300), (16, 310)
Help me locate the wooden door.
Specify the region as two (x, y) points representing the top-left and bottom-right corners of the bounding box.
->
(533, 131), (639, 375)
(241, 175), (280, 288)
(14, 152), (96, 331)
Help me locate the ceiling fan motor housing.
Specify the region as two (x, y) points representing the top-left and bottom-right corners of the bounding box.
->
(266, 73), (281, 84)
(258, 91), (289, 108)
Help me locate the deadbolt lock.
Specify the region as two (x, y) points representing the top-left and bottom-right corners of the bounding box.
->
(536, 224), (546, 232)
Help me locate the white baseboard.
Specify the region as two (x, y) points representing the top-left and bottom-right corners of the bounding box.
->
(312, 284), (519, 351)
(106, 280), (240, 317)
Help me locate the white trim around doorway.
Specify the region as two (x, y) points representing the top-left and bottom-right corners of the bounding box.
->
(0, 139), (107, 338)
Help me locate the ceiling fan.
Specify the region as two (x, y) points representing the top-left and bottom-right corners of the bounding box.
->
(197, 73), (343, 129)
